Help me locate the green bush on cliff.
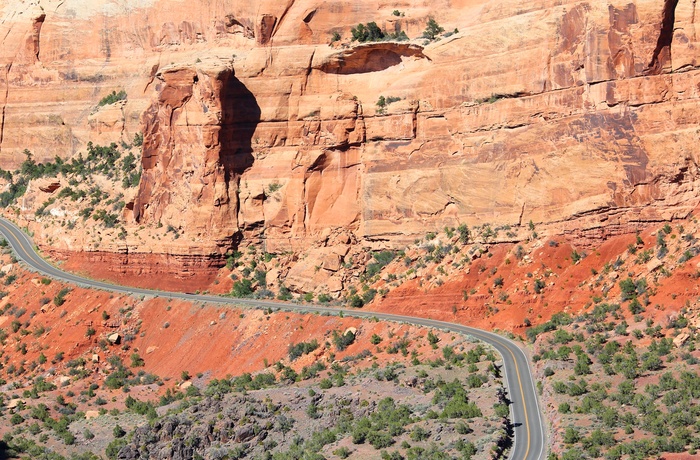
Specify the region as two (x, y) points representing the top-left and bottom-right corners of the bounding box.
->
(333, 329), (356, 351)
(289, 339), (319, 361)
(0, 176), (27, 207)
(120, 152), (141, 188)
(422, 18), (444, 40)
(0, 142), (143, 210)
(97, 90), (127, 107)
(351, 22), (384, 42)
(364, 250), (395, 279)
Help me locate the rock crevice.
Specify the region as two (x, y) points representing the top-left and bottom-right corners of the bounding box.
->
(648, 0), (679, 74)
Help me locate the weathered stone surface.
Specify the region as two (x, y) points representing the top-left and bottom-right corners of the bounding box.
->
(133, 62), (245, 249)
(321, 253), (341, 272)
(674, 332), (690, 348)
(36, 179), (61, 193)
(1, 0), (700, 288)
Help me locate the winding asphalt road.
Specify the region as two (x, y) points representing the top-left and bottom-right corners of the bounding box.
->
(0, 217), (545, 460)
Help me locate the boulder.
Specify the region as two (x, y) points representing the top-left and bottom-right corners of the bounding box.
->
(37, 179), (60, 193)
(7, 399), (24, 410)
(234, 425), (255, 443)
(321, 253), (341, 272)
(674, 333), (690, 348)
(647, 259), (664, 273)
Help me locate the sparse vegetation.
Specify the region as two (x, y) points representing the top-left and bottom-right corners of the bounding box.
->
(97, 89), (127, 107)
(53, 287), (71, 306)
(351, 22), (385, 42)
(351, 21), (408, 43)
(288, 339), (319, 361)
(422, 18), (444, 40)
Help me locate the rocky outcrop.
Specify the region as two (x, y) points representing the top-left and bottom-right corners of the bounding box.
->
(45, 249), (222, 291)
(317, 43), (429, 74)
(1, 0), (700, 287)
(134, 62), (249, 249)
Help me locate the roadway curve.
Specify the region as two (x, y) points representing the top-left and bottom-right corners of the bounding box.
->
(0, 217), (546, 460)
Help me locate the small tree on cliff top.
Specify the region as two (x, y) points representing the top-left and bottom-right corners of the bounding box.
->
(423, 18), (444, 40)
(351, 22), (385, 42)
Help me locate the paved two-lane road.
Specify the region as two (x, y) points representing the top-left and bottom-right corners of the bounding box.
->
(0, 217), (546, 460)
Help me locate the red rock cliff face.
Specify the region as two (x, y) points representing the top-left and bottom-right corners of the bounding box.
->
(133, 63), (251, 247)
(1, 0), (700, 283)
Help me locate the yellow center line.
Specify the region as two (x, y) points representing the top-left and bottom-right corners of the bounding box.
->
(505, 343), (531, 460)
(0, 222), (48, 273)
(471, 330), (532, 460)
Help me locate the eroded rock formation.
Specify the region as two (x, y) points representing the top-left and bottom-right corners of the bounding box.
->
(1, 0), (699, 287)
(133, 62), (254, 247)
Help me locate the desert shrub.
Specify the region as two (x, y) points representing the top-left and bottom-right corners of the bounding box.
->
(362, 288), (378, 304)
(466, 374), (487, 388)
(422, 18), (444, 40)
(132, 132), (143, 147)
(348, 294), (364, 308)
(53, 287), (71, 306)
(253, 269), (267, 288)
(333, 330), (356, 351)
(433, 379), (482, 419)
(106, 438), (128, 459)
(288, 339), (319, 361)
(656, 231), (668, 258)
(232, 278), (253, 297)
(130, 353), (145, 367)
(564, 427), (580, 444)
(104, 358), (133, 390)
(534, 279), (546, 294)
(232, 372), (276, 390)
(366, 251), (395, 278)
(124, 396), (157, 419)
(97, 90), (127, 107)
(427, 331), (440, 345)
(113, 425), (126, 438)
(351, 22), (384, 42)
(526, 317), (568, 342)
(277, 285), (293, 301)
(318, 293), (332, 303)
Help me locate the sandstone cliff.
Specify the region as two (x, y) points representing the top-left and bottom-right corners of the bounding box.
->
(1, 0), (699, 290)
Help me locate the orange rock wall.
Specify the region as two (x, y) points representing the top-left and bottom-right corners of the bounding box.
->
(1, 0), (700, 269)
